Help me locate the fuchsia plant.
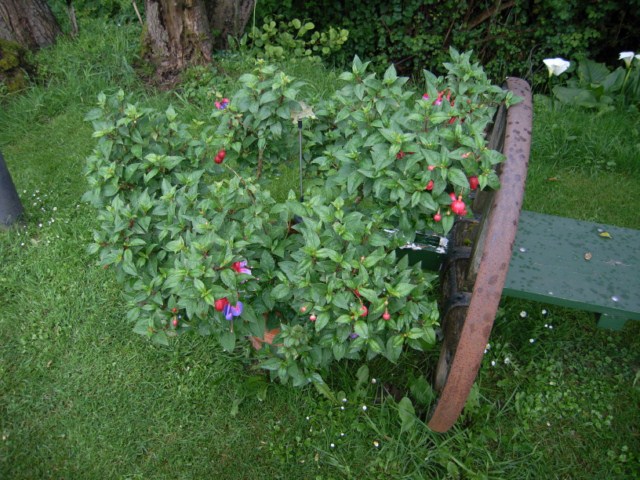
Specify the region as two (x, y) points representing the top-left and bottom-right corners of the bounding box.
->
(83, 49), (517, 386)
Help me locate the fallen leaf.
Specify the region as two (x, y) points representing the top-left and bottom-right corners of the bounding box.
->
(546, 177), (559, 182)
(249, 335), (263, 350)
(249, 328), (282, 350)
(263, 328), (281, 345)
(599, 231), (613, 239)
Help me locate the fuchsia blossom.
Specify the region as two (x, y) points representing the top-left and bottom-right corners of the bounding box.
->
(215, 98), (230, 110)
(422, 93), (430, 100)
(232, 261), (251, 275)
(223, 301), (243, 320)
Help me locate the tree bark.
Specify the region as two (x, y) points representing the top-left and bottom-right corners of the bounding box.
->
(0, 0), (61, 49)
(66, 0), (78, 37)
(206, 0), (255, 49)
(143, 0), (213, 85)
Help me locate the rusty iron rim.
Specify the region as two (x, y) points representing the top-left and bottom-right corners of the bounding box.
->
(427, 78), (533, 433)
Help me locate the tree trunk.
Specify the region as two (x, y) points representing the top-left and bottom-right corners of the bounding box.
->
(206, 0), (255, 49)
(0, 0), (61, 49)
(143, 0), (213, 85)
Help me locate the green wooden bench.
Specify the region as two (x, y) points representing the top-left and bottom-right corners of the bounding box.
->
(413, 77), (640, 432)
(504, 210), (640, 330)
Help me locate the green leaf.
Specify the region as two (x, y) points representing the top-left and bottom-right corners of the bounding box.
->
(357, 288), (378, 303)
(386, 335), (403, 362)
(165, 105), (177, 121)
(332, 342), (347, 361)
(316, 248), (340, 262)
(354, 321), (369, 339)
(193, 278), (206, 294)
(238, 73), (258, 85)
(219, 330), (236, 352)
(220, 269), (237, 289)
(271, 283), (291, 300)
(260, 357), (281, 371)
(383, 64), (398, 84)
(151, 331), (169, 346)
(84, 108), (103, 121)
(447, 167), (469, 189)
(313, 380), (336, 402)
(121, 249), (137, 276)
(356, 364), (369, 386)
(398, 397), (416, 432)
(423, 326), (436, 345)
(393, 283), (416, 298)
(133, 317), (151, 336)
(260, 250), (275, 272)
(164, 237), (185, 253)
(362, 248), (386, 268)
(315, 312), (330, 332)
(442, 214), (454, 235)
(339, 71), (355, 81)
(409, 376), (435, 406)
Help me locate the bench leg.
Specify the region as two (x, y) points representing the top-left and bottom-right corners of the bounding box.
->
(596, 314), (628, 331)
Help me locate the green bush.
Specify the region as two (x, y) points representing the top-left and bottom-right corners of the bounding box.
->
(238, 16), (348, 62)
(83, 50), (515, 386)
(255, 0), (640, 85)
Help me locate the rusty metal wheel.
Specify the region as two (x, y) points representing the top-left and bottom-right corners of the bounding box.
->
(427, 78), (533, 433)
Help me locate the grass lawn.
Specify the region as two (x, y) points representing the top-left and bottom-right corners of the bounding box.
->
(1, 21), (639, 479)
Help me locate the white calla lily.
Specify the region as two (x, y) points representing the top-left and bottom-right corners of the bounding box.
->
(619, 51), (635, 67)
(543, 58), (570, 77)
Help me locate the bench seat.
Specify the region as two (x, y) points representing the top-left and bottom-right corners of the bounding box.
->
(503, 210), (640, 329)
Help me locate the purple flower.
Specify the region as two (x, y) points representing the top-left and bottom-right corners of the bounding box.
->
(349, 332), (359, 339)
(215, 98), (230, 110)
(223, 301), (243, 320)
(232, 261), (251, 275)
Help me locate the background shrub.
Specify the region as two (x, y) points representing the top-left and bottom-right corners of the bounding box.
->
(255, 0), (640, 86)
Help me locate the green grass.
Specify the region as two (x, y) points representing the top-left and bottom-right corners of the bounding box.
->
(1, 19), (639, 479)
(524, 98), (640, 227)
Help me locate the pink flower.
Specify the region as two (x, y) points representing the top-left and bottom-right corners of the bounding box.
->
(422, 93), (430, 100)
(232, 260), (251, 275)
(223, 301), (243, 320)
(215, 98), (230, 110)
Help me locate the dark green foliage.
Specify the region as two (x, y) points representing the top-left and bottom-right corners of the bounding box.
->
(48, 0), (142, 26)
(256, 0), (640, 84)
(553, 58), (640, 111)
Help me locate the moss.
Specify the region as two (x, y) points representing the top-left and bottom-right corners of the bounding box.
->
(0, 39), (29, 93)
(0, 39), (24, 71)
(5, 68), (26, 92)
